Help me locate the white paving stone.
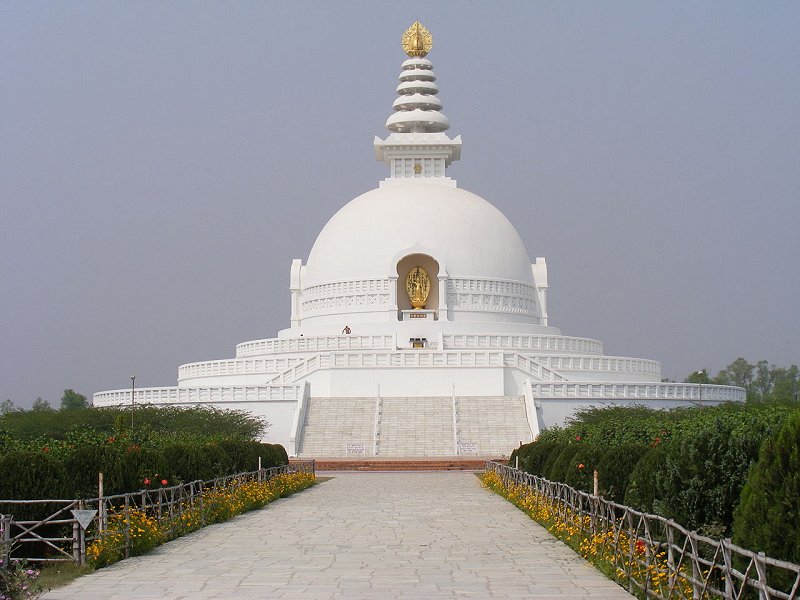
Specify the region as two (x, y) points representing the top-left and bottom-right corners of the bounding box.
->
(43, 473), (633, 599)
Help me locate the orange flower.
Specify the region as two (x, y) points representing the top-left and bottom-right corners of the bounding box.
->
(577, 463), (585, 469)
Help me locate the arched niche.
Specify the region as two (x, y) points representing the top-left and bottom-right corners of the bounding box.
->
(396, 253), (440, 316)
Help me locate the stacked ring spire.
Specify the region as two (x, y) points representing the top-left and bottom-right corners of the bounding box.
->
(386, 22), (449, 133)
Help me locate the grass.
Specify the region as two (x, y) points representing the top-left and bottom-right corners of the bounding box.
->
(36, 562), (93, 590)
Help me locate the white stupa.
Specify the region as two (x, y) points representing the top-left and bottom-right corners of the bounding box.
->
(94, 23), (744, 456)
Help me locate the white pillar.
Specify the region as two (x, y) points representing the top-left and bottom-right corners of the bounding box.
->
(437, 275), (448, 321)
(389, 276), (398, 319)
(290, 259), (302, 328)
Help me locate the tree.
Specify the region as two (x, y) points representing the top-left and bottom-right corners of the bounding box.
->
(773, 365), (800, 404)
(684, 369), (711, 384)
(753, 360), (777, 402)
(60, 389), (88, 410)
(0, 399), (16, 415)
(31, 397), (52, 411)
(714, 358), (756, 400)
(733, 410), (800, 576)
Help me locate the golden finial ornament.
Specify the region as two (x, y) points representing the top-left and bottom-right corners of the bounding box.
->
(405, 266), (431, 309)
(402, 21), (433, 57)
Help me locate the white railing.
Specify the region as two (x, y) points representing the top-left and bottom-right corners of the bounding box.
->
(530, 382), (746, 402)
(264, 350), (508, 384)
(266, 349), (660, 387)
(178, 357), (303, 380)
(504, 353), (569, 382)
(93, 385), (300, 406)
(236, 335), (395, 357)
(526, 354), (661, 376)
(441, 333), (604, 355)
(179, 348), (658, 383)
(289, 382), (311, 456)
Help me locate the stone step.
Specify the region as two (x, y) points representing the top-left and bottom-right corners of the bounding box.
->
(298, 396), (532, 458)
(292, 458), (497, 471)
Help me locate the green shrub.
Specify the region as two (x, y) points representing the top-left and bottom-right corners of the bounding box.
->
(63, 442), (123, 497)
(508, 444), (523, 470)
(544, 445), (578, 482)
(733, 411), (800, 566)
(257, 443), (288, 469)
(161, 442), (209, 483)
(522, 441), (560, 476)
(117, 446), (168, 493)
(562, 446), (596, 492)
(624, 446), (667, 514)
(595, 444), (649, 503)
(0, 405), (265, 442)
(0, 450), (68, 501)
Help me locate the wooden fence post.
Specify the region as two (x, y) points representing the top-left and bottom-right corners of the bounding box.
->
(78, 500), (86, 566)
(71, 501), (80, 564)
(755, 551), (768, 600)
(689, 533), (702, 598)
(625, 509), (636, 594)
(1, 514), (11, 567)
(98, 472), (106, 533)
(123, 495), (130, 559)
(199, 481), (205, 527)
(593, 470), (599, 496)
(666, 525), (676, 592)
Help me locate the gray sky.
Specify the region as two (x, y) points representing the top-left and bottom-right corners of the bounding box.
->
(2, 2), (798, 407)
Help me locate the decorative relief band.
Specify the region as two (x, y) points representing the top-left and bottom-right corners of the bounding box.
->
(448, 278), (533, 296)
(446, 278), (536, 315)
(303, 279), (390, 299)
(302, 279), (392, 316)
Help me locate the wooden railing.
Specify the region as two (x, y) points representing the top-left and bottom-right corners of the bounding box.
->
(0, 461), (315, 566)
(486, 461), (800, 600)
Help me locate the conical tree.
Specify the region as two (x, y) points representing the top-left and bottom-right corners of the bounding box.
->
(733, 410), (800, 568)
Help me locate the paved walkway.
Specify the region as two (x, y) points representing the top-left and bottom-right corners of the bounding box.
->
(44, 472), (633, 599)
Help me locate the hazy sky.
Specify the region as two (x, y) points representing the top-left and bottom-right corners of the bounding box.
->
(2, 2), (798, 407)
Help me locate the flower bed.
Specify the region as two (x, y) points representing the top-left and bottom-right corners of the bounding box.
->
(87, 471), (315, 568)
(481, 469), (800, 600)
(483, 470), (701, 597)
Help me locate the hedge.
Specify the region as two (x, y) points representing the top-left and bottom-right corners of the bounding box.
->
(0, 439), (288, 502)
(509, 403), (800, 541)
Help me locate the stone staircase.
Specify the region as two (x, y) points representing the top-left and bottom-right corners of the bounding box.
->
(297, 397), (375, 457)
(455, 396), (532, 456)
(297, 395), (532, 458)
(376, 397), (455, 457)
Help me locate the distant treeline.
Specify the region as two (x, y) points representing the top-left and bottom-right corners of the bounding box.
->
(682, 358), (799, 403)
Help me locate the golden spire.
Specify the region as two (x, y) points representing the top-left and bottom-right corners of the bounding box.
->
(402, 21), (433, 57)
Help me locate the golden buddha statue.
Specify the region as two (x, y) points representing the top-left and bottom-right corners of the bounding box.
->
(405, 266), (431, 309)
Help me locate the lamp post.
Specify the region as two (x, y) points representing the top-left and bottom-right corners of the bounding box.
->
(130, 375), (136, 429)
(695, 370), (704, 405)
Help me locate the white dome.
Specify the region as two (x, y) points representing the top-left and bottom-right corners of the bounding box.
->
(304, 183), (533, 287)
